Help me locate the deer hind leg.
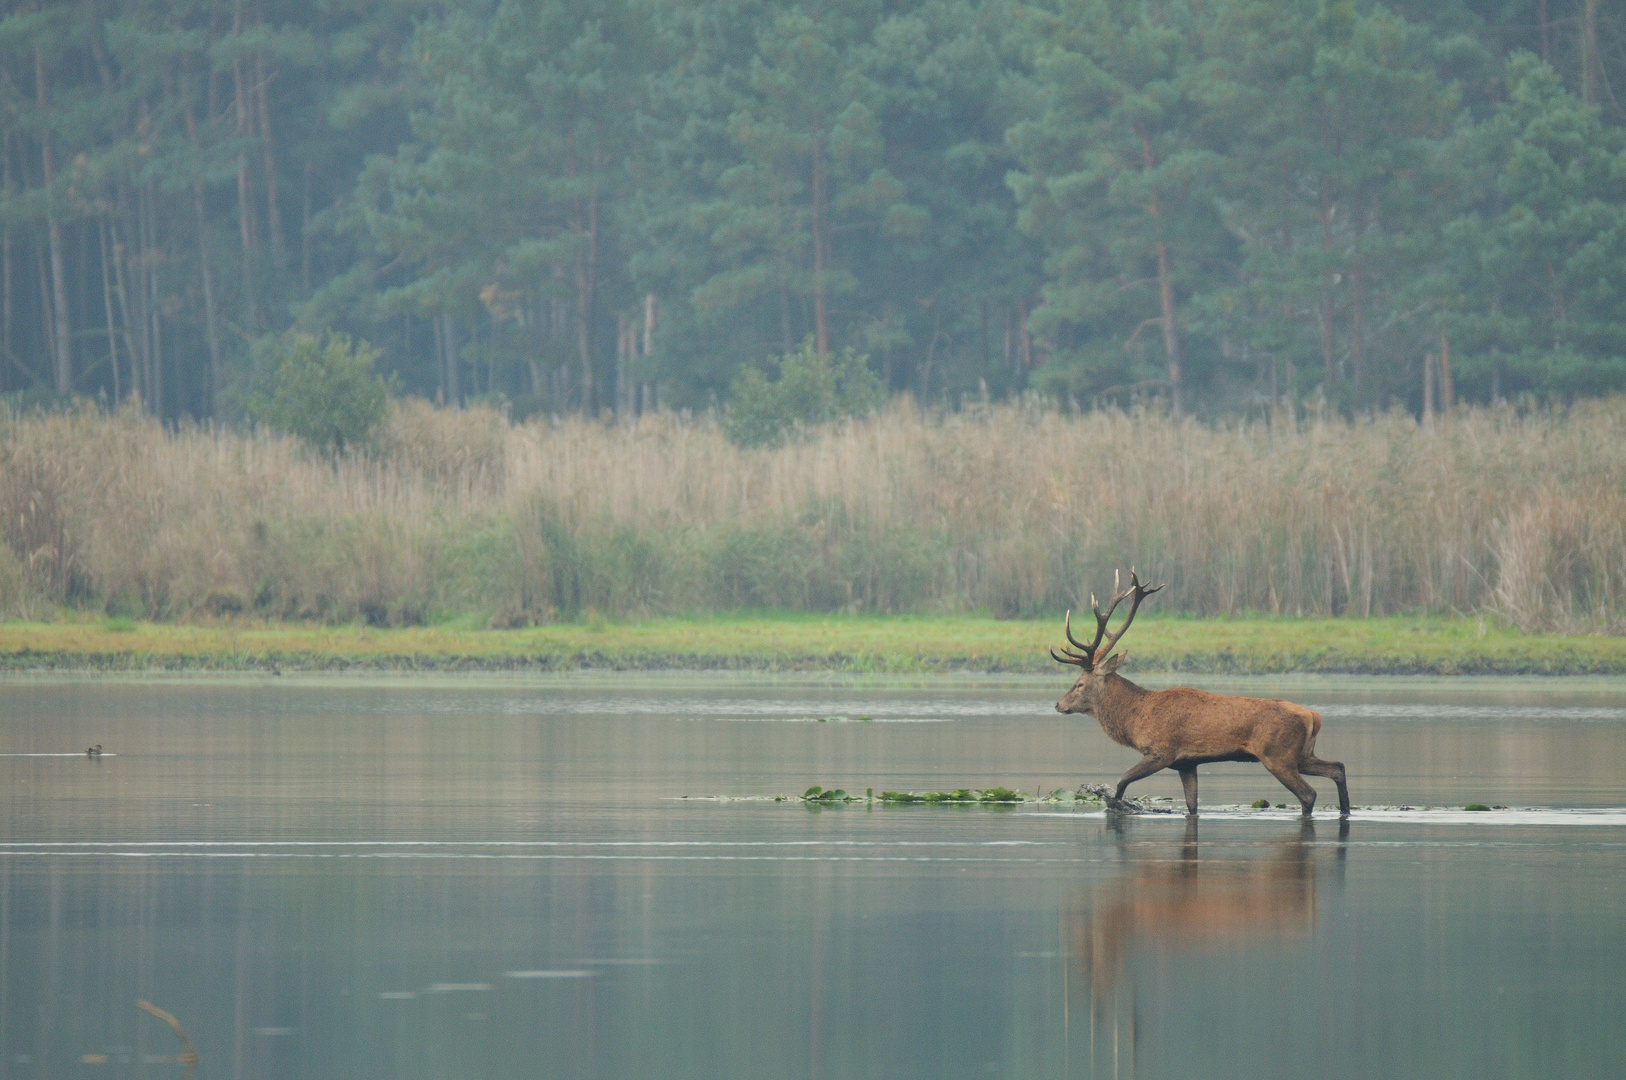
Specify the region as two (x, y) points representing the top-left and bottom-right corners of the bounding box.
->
(1300, 756), (1351, 816)
(1114, 754), (1174, 802)
(1177, 765), (1199, 815)
(1262, 758), (1318, 817)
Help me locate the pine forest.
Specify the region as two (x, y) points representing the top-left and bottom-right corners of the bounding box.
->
(0, 0), (1621, 420)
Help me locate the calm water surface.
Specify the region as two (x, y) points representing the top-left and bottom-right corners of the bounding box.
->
(1, 673), (1623, 1079)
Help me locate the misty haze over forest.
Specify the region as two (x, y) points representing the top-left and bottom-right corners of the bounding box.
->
(1, 0), (1623, 420)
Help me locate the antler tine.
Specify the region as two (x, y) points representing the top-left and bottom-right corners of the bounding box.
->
(1056, 610), (1099, 668)
(1089, 570), (1138, 648)
(1063, 609), (1095, 653)
(1094, 568), (1165, 660)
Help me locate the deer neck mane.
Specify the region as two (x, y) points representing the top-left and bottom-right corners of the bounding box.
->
(1094, 673), (1149, 747)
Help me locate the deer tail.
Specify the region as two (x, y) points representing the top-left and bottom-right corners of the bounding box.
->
(1303, 709), (1323, 756)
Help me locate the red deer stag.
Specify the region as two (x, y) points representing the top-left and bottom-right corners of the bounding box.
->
(1052, 570), (1350, 817)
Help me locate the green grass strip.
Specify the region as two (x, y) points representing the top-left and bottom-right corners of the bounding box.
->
(1, 613), (1623, 675)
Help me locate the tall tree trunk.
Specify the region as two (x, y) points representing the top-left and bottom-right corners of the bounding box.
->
(980, 300), (989, 369)
(432, 309), (445, 404)
(615, 314), (629, 418)
(779, 279), (792, 354)
(920, 303), (940, 397)
(1438, 332), (1454, 410)
(185, 102), (223, 415)
(1020, 302), (1032, 369)
(88, 11), (121, 396)
(1351, 262), (1366, 406)
(1422, 351), (1435, 424)
(109, 217), (143, 405)
(1318, 182), (1337, 383)
(1139, 132), (1182, 415)
(810, 143), (828, 359)
(36, 240), (55, 377)
(3, 132), (12, 380)
(522, 304), (545, 398)
(570, 141), (599, 412)
(144, 177), (163, 413)
(233, 8), (259, 327)
(255, 49), (285, 266)
(301, 161), (312, 292)
(642, 292), (657, 414)
(36, 47), (71, 395)
(441, 312), (460, 405)
(1581, 0), (1599, 105)
(98, 217), (119, 402)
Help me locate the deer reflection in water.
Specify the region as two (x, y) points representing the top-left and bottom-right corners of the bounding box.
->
(1062, 818), (1346, 1078)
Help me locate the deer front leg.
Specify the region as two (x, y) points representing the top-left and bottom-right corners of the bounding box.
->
(1114, 754), (1173, 802)
(1177, 765), (1199, 815)
(1263, 759), (1318, 817)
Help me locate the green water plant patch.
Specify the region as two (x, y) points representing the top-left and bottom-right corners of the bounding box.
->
(876, 786), (1078, 805)
(794, 784), (1082, 805)
(801, 785), (855, 803)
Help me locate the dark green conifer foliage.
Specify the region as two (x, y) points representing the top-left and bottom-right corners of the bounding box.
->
(1009, 0), (1231, 414)
(0, 0), (1621, 418)
(1442, 54), (1626, 399)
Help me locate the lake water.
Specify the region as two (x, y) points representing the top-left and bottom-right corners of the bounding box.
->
(1, 673), (1624, 1080)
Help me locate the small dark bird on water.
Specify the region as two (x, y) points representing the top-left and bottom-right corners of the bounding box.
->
(86, 744), (102, 757)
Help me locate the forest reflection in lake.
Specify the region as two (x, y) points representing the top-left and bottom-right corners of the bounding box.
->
(0, 673), (1623, 1079)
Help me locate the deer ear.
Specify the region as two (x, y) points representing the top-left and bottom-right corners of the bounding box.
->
(1097, 652), (1127, 675)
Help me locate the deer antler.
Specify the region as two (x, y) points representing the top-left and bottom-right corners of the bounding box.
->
(1052, 568), (1164, 670)
(1050, 609), (1095, 666)
(1093, 568), (1163, 660)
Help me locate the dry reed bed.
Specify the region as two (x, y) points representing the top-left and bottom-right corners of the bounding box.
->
(1, 398), (1622, 629)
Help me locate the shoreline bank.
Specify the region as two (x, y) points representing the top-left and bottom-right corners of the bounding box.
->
(1, 615), (1621, 676)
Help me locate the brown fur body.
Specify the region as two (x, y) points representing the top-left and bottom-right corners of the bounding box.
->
(1057, 660), (1350, 816)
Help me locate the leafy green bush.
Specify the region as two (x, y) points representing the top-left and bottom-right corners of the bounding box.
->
(724, 338), (884, 448)
(245, 331), (391, 455)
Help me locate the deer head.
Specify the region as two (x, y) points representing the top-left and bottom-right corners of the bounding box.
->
(1053, 569), (1163, 715)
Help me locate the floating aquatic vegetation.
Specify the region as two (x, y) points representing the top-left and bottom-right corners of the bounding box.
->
(1252, 799), (1272, 809)
(878, 787), (1028, 804)
(1464, 803), (1491, 811)
(802, 785), (854, 803)
(686, 785), (1113, 806)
